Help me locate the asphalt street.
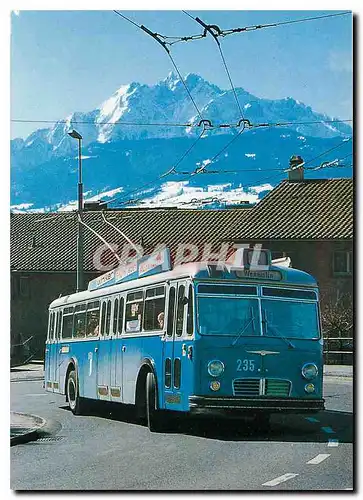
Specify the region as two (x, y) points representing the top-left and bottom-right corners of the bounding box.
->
(10, 376), (353, 491)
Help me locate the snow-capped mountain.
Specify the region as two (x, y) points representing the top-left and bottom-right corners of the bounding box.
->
(11, 73), (352, 211)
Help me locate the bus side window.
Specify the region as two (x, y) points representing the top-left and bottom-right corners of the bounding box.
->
(144, 286), (165, 331)
(118, 297), (124, 335)
(113, 298), (119, 335)
(176, 285), (185, 337)
(187, 284), (194, 336)
(56, 311), (63, 340)
(74, 304), (86, 338)
(86, 302), (100, 337)
(125, 291), (143, 333)
(62, 307), (74, 339)
(167, 288), (176, 337)
(100, 302), (107, 336)
(105, 300), (112, 335)
(48, 312), (54, 341)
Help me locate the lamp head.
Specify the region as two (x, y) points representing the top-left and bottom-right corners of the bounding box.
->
(68, 129), (82, 140)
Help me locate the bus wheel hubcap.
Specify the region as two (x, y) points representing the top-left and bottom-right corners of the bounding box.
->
(68, 380), (76, 407)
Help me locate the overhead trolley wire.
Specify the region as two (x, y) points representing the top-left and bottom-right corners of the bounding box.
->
(290, 137), (352, 170)
(11, 119), (198, 128)
(100, 124), (209, 207)
(11, 118), (353, 129)
(162, 11), (351, 45)
(113, 10), (204, 122)
(183, 11), (245, 121)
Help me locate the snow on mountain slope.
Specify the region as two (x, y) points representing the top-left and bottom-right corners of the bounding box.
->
(10, 73), (352, 211)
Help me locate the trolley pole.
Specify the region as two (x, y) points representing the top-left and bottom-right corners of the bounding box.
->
(68, 129), (84, 292)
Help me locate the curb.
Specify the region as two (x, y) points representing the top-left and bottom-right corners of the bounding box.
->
(10, 412), (46, 446)
(11, 376), (45, 383)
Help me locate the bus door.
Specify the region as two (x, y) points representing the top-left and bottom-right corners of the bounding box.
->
(53, 310), (63, 392)
(110, 296), (125, 401)
(163, 281), (193, 411)
(45, 311), (55, 391)
(83, 301), (100, 400)
(97, 299), (113, 400)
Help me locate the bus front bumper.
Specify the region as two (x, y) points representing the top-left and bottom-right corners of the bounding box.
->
(189, 396), (325, 416)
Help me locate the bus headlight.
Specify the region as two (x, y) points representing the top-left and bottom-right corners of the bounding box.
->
(301, 363), (318, 380)
(208, 360), (225, 377)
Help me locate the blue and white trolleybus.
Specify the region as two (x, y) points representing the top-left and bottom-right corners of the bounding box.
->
(45, 248), (324, 432)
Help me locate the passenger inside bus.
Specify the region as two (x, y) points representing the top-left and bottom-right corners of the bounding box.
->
(86, 313), (100, 337)
(157, 312), (164, 330)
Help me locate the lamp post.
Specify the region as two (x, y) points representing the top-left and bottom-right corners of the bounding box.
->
(68, 129), (84, 292)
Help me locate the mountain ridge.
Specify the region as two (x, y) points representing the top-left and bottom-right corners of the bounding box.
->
(11, 72), (352, 211)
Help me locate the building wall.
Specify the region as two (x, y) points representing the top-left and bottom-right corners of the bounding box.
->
(11, 271), (96, 361)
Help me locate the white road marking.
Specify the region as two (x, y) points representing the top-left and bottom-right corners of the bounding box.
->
(305, 417), (319, 423)
(262, 473), (299, 487)
(328, 439), (339, 447)
(307, 454), (331, 465)
(321, 426), (335, 434)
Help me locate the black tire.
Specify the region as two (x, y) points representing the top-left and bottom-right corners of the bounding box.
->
(66, 370), (86, 415)
(146, 372), (165, 432)
(254, 413), (271, 432)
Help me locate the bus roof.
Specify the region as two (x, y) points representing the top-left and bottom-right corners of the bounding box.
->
(49, 261), (318, 309)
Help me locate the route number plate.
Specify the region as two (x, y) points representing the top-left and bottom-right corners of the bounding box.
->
(237, 359), (255, 372)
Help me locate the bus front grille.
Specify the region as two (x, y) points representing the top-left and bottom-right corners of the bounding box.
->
(233, 378), (291, 397)
(233, 378), (260, 397)
(265, 379), (291, 397)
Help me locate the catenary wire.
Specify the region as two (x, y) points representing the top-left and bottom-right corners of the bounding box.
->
(100, 125), (208, 207)
(183, 12), (244, 120)
(113, 11), (204, 122)
(11, 118), (353, 128)
(164, 11), (351, 45)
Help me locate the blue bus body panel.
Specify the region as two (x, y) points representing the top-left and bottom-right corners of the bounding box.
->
(44, 261), (323, 416)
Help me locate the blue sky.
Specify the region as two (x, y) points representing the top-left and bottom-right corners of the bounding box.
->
(11, 9), (352, 139)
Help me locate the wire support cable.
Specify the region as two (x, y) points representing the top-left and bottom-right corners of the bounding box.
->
(113, 11), (203, 122)
(289, 137), (352, 170)
(101, 125), (208, 207)
(183, 12), (244, 121)
(164, 11), (351, 45)
(11, 119), (198, 128)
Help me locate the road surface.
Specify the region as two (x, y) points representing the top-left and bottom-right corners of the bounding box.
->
(11, 376), (353, 490)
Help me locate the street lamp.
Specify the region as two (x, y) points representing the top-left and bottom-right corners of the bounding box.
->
(68, 129), (83, 292)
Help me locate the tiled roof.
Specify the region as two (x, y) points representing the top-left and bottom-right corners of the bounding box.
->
(225, 178), (353, 241)
(10, 208), (251, 272)
(10, 178), (353, 272)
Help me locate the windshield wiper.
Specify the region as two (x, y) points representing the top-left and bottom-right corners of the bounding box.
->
(262, 313), (296, 349)
(232, 308), (255, 346)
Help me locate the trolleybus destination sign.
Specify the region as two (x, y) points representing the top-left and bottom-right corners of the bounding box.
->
(235, 269), (282, 281)
(88, 248), (172, 291)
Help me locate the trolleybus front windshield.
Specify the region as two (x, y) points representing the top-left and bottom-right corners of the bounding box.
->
(197, 284), (320, 339)
(261, 300), (320, 340)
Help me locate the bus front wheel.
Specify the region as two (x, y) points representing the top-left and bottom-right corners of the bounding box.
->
(67, 370), (86, 415)
(146, 372), (164, 432)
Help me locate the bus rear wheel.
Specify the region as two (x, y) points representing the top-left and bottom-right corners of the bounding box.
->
(146, 372), (165, 432)
(67, 370), (86, 415)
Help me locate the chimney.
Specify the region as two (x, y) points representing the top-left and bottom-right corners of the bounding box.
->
(84, 200), (107, 211)
(288, 155), (304, 182)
